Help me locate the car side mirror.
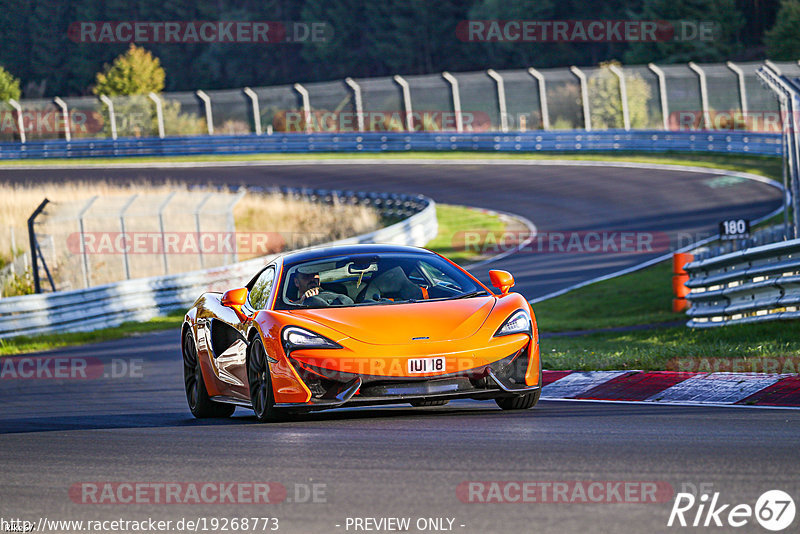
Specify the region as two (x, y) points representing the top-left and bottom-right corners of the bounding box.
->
(221, 287), (247, 307)
(489, 270), (515, 295)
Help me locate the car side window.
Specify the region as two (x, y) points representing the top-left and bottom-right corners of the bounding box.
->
(248, 267), (276, 310)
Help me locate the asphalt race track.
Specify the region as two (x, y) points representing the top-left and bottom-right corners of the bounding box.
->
(1, 161), (798, 533)
(0, 160), (783, 298)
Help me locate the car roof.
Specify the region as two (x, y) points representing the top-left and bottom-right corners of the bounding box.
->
(280, 243), (436, 266)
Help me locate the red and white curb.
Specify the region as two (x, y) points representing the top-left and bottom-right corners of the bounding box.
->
(541, 371), (800, 407)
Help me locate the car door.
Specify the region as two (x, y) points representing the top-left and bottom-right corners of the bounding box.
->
(218, 265), (277, 398)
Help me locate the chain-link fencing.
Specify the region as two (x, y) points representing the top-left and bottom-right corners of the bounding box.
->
(5, 60), (797, 140)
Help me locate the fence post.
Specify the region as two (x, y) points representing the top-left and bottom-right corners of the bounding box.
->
(442, 72), (463, 132)
(98, 95), (118, 140)
(758, 65), (793, 237)
(8, 99), (25, 143)
(158, 192), (176, 275)
(293, 83), (313, 133)
(227, 189), (247, 264)
(53, 96), (71, 142)
(9, 227), (16, 276)
(765, 60), (782, 75)
(27, 199), (49, 293)
(648, 63), (669, 130)
(393, 75), (414, 132)
(344, 78), (365, 132)
(792, 92), (800, 239)
(761, 64), (800, 238)
(119, 194), (137, 280)
(193, 192), (213, 269)
(527, 68), (549, 130)
(778, 95), (793, 238)
(148, 92), (165, 138)
(487, 69), (508, 132)
(608, 64), (630, 130)
(570, 66), (591, 131)
(196, 90), (214, 135)
(243, 87), (262, 135)
(78, 196), (98, 288)
(688, 62), (711, 130)
(726, 61), (748, 116)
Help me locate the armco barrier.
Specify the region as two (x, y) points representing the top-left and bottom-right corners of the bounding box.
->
(684, 238), (800, 327)
(0, 130), (783, 160)
(0, 192), (437, 339)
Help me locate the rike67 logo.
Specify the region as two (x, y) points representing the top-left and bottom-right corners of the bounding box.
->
(668, 489), (795, 531)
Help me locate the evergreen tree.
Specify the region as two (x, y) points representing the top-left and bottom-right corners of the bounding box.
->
(624, 0), (744, 63)
(764, 0), (800, 60)
(0, 0), (32, 87)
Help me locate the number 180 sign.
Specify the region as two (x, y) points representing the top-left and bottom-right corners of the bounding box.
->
(719, 219), (750, 240)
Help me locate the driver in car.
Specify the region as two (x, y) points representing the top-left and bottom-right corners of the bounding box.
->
(294, 270), (322, 303)
(293, 269), (354, 306)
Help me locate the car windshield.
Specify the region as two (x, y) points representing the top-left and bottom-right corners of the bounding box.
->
(276, 252), (486, 309)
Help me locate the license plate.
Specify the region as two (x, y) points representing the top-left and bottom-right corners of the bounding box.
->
(407, 356), (446, 374)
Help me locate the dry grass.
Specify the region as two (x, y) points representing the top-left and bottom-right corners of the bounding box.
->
(0, 181), (381, 292)
(0, 181), (184, 266)
(233, 193), (381, 260)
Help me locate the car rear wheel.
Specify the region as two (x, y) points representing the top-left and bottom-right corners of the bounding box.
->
(495, 389), (541, 410)
(247, 338), (278, 422)
(410, 399), (449, 407)
(183, 329), (235, 419)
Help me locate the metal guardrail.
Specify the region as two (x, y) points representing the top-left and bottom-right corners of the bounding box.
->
(684, 238), (800, 327)
(0, 130), (783, 159)
(0, 190), (437, 339)
(691, 224), (792, 262)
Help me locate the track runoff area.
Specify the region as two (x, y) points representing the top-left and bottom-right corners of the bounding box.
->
(0, 159), (797, 534)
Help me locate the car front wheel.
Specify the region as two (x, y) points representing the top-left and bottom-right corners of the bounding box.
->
(495, 389), (541, 410)
(247, 338), (278, 422)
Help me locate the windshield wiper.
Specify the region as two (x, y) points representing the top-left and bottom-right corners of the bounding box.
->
(452, 290), (488, 299)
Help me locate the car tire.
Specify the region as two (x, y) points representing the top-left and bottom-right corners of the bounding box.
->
(183, 329), (235, 419)
(247, 338), (278, 422)
(410, 399), (449, 407)
(495, 389), (541, 410)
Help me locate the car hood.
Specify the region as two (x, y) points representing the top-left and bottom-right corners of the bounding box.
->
(288, 297), (496, 345)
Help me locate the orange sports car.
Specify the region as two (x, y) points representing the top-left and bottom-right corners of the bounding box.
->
(182, 244), (541, 421)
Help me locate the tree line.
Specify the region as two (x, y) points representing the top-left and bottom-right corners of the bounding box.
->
(0, 0), (798, 98)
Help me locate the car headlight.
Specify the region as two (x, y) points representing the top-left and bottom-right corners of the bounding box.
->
(282, 326), (342, 352)
(494, 310), (531, 337)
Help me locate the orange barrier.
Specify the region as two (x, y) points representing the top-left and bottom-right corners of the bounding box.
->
(672, 252), (694, 312)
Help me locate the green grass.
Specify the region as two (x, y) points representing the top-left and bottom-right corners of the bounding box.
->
(0, 204), (503, 356)
(425, 204), (506, 265)
(534, 261), (681, 332)
(0, 311), (185, 356)
(541, 321), (800, 372)
(534, 259), (800, 372)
